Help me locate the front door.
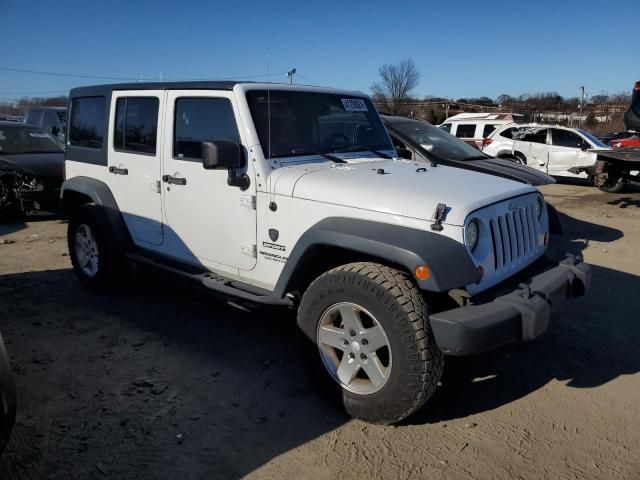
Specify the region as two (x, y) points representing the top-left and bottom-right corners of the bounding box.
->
(161, 91), (257, 271)
(548, 128), (584, 175)
(108, 91), (164, 245)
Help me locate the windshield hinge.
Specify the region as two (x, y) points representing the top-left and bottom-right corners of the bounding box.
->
(431, 203), (448, 231)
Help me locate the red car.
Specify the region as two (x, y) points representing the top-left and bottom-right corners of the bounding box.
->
(610, 136), (640, 149)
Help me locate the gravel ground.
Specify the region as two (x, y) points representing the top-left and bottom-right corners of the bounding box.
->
(0, 182), (639, 479)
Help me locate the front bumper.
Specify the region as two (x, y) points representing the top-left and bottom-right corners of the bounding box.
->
(429, 254), (591, 355)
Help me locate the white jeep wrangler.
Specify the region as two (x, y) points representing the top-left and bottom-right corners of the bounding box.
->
(61, 82), (590, 424)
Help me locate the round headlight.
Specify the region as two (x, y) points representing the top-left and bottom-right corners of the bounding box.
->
(466, 219), (479, 252)
(535, 197), (544, 220)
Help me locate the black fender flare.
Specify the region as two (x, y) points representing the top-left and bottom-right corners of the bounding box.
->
(60, 176), (133, 251)
(273, 217), (478, 296)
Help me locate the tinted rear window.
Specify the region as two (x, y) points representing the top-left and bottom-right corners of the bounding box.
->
(114, 97), (159, 154)
(482, 124), (497, 138)
(455, 124), (476, 138)
(69, 97), (106, 148)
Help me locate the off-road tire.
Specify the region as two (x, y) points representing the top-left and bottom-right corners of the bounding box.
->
(297, 262), (444, 424)
(67, 204), (127, 290)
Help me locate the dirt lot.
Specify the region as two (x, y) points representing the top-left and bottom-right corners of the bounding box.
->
(0, 183), (639, 480)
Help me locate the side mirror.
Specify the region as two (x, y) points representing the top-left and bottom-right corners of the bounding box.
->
(579, 141), (589, 151)
(201, 140), (250, 190)
(396, 147), (413, 160)
(51, 126), (59, 136)
(202, 140), (245, 170)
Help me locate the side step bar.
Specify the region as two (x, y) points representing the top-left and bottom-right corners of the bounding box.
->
(126, 252), (293, 307)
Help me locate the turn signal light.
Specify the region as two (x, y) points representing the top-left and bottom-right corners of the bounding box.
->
(544, 232), (549, 245)
(415, 265), (431, 280)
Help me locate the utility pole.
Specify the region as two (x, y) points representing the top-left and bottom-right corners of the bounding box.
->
(286, 68), (296, 84)
(578, 86), (585, 129)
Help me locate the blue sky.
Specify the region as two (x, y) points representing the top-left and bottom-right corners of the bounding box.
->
(2, 0), (639, 102)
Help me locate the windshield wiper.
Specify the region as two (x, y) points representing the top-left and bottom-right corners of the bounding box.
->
(460, 155), (491, 161)
(271, 149), (346, 163)
(332, 144), (392, 159)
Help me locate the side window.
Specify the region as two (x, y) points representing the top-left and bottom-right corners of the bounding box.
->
(42, 111), (58, 131)
(174, 98), (240, 160)
(69, 96), (106, 148)
(520, 129), (547, 144)
(439, 123), (452, 133)
(551, 129), (583, 148)
(482, 124), (497, 138)
(26, 110), (43, 126)
(455, 124), (476, 138)
(114, 97), (159, 154)
(500, 127), (516, 139)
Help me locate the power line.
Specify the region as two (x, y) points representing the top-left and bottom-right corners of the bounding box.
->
(0, 66), (275, 82)
(0, 66), (138, 81)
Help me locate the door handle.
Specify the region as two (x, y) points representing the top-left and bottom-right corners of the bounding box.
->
(109, 166), (128, 175)
(162, 175), (187, 186)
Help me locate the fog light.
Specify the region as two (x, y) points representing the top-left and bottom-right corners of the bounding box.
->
(415, 265), (431, 280)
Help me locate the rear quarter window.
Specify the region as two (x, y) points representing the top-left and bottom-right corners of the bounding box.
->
(455, 124), (476, 139)
(69, 96), (106, 149)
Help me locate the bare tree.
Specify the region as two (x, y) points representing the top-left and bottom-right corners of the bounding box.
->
(371, 58), (420, 115)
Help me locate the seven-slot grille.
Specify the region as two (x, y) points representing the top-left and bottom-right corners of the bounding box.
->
(488, 200), (539, 271)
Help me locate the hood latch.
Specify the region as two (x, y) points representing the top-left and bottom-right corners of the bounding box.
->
(430, 203), (448, 231)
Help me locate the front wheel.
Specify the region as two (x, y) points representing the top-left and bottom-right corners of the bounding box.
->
(297, 262), (444, 424)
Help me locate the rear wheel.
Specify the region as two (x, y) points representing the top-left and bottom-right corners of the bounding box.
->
(298, 262), (444, 424)
(68, 205), (128, 289)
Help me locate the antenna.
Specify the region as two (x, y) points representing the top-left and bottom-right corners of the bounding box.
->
(267, 49), (271, 161)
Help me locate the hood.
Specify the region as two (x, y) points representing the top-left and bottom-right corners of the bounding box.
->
(280, 159), (536, 226)
(435, 156), (554, 186)
(0, 156), (36, 177)
(0, 152), (64, 178)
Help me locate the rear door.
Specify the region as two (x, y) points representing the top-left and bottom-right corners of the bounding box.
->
(515, 128), (549, 171)
(108, 91), (164, 245)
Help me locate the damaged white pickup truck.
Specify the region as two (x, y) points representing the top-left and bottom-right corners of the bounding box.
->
(61, 82), (591, 424)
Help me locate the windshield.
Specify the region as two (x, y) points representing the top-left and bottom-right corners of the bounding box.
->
(0, 125), (64, 154)
(246, 90), (393, 159)
(393, 120), (486, 161)
(577, 129), (608, 148)
(56, 110), (67, 125)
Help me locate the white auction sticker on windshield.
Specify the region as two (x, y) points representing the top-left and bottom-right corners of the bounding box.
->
(28, 133), (50, 138)
(341, 98), (368, 112)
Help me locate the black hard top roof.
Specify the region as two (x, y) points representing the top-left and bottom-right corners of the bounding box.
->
(70, 80), (252, 97)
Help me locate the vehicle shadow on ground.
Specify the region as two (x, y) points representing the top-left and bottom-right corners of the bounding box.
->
(606, 197), (640, 208)
(405, 211), (638, 425)
(0, 212), (637, 477)
(0, 268), (348, 480)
